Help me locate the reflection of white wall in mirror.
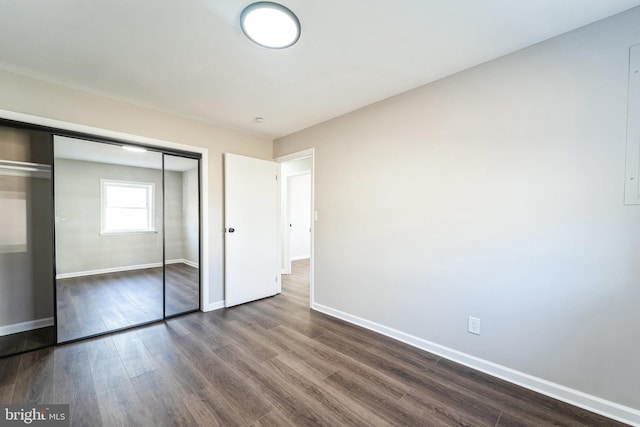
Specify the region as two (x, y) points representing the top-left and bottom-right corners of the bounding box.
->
(55, 158), (178, 275)
(163, 170), (183, 261)
(183, 167), (199, 266)
(0, 191), (27, 253)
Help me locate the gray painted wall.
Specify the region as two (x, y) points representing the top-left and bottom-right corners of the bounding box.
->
(275, 8), (640, 410)
(54, 158), (184, 274)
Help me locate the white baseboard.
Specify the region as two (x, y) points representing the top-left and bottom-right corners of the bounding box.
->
(0, 317), (54, 337)
(203, 300), (225, 312)
(312, 303), (640, 427)
(56, 259), (197, 279)
(291, 255), (310, 261)
(182, 259), (199, 268)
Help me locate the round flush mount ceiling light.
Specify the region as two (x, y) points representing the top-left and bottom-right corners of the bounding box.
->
(241, 2), (301, 49)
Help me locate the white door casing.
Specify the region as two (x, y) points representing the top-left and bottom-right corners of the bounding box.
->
(224, 153), (280, 307)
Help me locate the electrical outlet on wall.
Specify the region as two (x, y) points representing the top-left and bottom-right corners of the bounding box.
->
(468, 316), (481, 335)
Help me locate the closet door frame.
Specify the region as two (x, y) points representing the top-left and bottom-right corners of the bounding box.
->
(0, 116), (204, 351)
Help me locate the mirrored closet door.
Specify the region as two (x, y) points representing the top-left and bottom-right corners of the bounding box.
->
(54, 136), (165, 342)
(53, 136), (201, 343)
(0, 126), (55, 357)
(163, 154), (200, 317)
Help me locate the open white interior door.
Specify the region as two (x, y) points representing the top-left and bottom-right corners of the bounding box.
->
(224, 153), (280, 307)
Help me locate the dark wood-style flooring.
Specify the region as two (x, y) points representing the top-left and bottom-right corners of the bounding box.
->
(0, 260), (627, 426)
(56, 263), (199, 342)
(0, 326), (55, 359)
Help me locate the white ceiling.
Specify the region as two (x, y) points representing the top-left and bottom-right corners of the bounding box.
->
(1, 1), (639, 139)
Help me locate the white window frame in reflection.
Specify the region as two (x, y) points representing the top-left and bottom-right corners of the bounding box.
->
(100, 179), (156, 234)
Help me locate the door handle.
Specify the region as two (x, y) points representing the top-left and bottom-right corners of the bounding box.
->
(228, 227), (235, 233)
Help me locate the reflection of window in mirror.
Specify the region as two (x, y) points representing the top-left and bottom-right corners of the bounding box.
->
(0, 190), (28, 253)
(101, 180), (155, 234)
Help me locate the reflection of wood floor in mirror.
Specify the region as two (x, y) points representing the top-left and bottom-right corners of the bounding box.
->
(0, 326), (55, 358)
(56, 263), (199, 343)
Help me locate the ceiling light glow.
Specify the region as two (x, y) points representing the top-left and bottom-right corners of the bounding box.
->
(241, 2), (300, 49)
(122, 145), (147, 153)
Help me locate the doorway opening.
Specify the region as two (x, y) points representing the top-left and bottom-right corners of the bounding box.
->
(276, 149), (314, 307)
